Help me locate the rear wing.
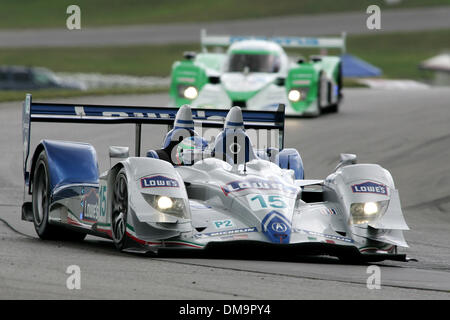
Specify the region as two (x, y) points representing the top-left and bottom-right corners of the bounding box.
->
(22, 94), (285, 184)
(201, 29), (346, 53)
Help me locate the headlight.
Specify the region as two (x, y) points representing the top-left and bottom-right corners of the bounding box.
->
(141, 193), (189, 219)
(183, 86), (198, 100)
(157, 196), (173, 210)
(350, 200), (389, 225)
(363, 202), (378, 215)
(288, 89), (301, 102)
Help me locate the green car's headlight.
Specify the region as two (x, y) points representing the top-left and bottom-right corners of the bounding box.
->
(177, 84), (198, 100)
(350, 200), (389, 225)
(184, 86), (198, 99)
(288, 89), (301, 102)
(288, 88), (309, 102)
(142, 193), (189, 219)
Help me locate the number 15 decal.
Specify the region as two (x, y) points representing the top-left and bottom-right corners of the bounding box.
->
(247, 194), (287, 211)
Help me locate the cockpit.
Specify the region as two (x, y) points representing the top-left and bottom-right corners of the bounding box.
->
(227, 52), (281, 73)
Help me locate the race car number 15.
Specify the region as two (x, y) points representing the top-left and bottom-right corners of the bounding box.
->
(247, 194), (287, 211)
(99, 185), (107, 217)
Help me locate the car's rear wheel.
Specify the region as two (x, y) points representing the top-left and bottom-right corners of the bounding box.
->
(111, 168), (128, 250)
(33, 151), (57, 239)
(32, 150), (86, 241)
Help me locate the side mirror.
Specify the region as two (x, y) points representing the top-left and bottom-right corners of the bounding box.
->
(183, 51), (196, 60)
(109, 146), (129, 159)
(335, 153), (357, 171)
(310, 55), (322, 63)
(275, 77), (285, 86)
(208, 76), (221, 84)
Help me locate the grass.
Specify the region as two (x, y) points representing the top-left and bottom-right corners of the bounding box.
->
(0, 0), (449, 29)
(348, 30), (450, 80)
(0, 86), (168, 103)
(0, 44), (198, 77)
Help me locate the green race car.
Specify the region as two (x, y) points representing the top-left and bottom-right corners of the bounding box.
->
(169, 30), (345, 116)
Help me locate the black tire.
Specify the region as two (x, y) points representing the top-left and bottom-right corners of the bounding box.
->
(317, 71), (327, 116)
(32, 150), (86, 241)
(32, 151), (58, 239)
(111, 168), (128, 251)
(337, 62), (343, 102)
(328, 103), (339, 113)
(329, 64), (342, 113)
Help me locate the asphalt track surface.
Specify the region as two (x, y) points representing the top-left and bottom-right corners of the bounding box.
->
(0, 6), (449, 48)
(0, 88), (450, 299)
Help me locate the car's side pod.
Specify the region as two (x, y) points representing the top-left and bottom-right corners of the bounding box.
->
(325, 160), (409, 247)
(23, 140), (99, 223)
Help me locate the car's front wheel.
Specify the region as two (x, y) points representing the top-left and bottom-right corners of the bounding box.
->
(111, 168), (128, 251)
(309, 71), (328, 117)
(329, 63), (342, 113)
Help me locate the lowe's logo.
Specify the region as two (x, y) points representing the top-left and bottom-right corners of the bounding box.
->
(141, 175), (179, 188)
(351, 181), (387, 195)
(221, 178), (297, 196)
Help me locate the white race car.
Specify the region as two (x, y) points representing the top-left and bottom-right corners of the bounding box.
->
(22, 94), (410, 262)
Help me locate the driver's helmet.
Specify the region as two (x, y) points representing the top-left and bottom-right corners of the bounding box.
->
(174, 135), (208, 165)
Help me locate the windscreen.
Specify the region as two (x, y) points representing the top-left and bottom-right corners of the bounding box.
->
(227, 52), (280, 73)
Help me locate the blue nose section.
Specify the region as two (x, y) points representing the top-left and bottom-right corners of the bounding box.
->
(261, 211), (291, 244)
